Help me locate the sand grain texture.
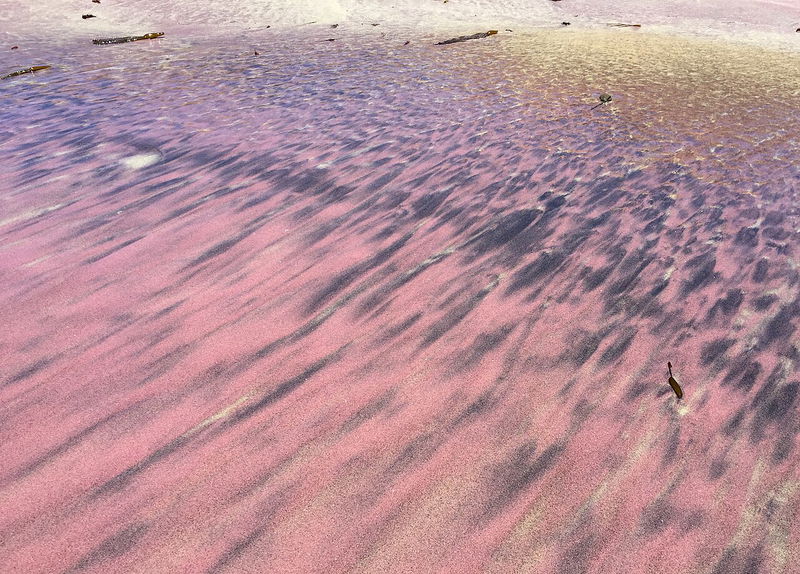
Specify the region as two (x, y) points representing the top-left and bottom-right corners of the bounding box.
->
(2, 2), (800, 573)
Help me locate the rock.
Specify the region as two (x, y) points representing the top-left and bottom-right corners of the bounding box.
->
(589, 93), (613, 110)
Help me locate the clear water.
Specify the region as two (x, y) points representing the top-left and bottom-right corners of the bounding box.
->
(2, 28), (800, 573)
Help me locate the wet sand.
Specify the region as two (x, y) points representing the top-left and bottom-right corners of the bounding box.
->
(2, 19), (800, 574)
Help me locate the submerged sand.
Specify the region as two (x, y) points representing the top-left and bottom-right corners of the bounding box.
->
(2, 3), (800, 573)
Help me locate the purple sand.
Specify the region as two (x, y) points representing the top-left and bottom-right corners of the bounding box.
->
(2, 29), (800, 572)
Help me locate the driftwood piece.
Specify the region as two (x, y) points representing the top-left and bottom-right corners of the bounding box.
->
(2, 65), (51, 79)
(92, 32), (164, 45)
(436, 30), (498, 45)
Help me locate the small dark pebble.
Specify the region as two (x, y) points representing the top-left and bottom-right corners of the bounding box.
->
(331, 24), (338, 28)
(505, 29), (513, 32)
(403, 40), (410, 45)
(92, 0), (100, 3)
(796, 28), (800, 32)
(589, 93), (613, 110)
(562, 21), (571, 26)
(11, 45), (18, 49)
(372, 23), (380, 26)
(254, 50), (259, 55)
(82, 14), (96, 19)
(325, 38), (336, 42)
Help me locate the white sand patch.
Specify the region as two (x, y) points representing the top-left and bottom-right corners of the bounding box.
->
(120, 151), (162, 170)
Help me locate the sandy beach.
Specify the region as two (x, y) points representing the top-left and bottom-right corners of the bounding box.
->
(2, 0), (800, 47)
(2, 1), (800, 573)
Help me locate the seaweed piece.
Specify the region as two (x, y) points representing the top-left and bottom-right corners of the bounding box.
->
(667, 362), (683, 399)
(435, 30), (498, 45)
(2, 65), (51, 79)
(607, 23), (642, 28)
(93, 0), (101, 3)
(82, 14), (96, 19)
(92, 32), (164, 45)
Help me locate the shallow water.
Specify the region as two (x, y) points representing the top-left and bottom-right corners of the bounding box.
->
(2, 29), (800, 572)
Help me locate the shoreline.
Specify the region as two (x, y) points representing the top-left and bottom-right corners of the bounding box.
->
(2, 0), (799, 54)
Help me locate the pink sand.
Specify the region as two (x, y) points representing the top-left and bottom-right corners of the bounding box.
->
(2, 2), (800, 573)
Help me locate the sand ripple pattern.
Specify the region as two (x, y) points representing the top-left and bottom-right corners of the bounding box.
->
(1, 29), (800, 573)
